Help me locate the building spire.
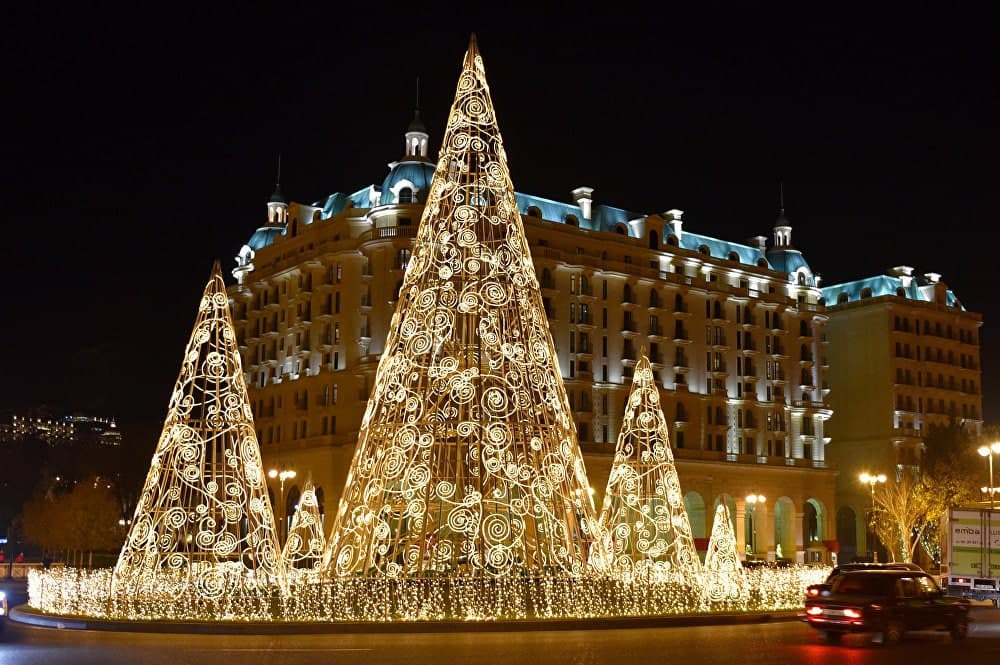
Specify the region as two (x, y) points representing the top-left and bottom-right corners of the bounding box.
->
(405, 79), (429, 159)
(778, 180), (785, 218)
(269, 154), (285, 205)
(773, 180), (791, 247)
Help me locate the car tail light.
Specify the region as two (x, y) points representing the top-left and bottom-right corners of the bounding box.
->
(806, 606), (823, 616)
(868, 604), (882, 611)
(843, 608), (862, 619)
(807, 588), (819, 597)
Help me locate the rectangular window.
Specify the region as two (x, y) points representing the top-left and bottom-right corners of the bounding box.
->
(335, 291), (341, 314)
(602, 308), (608, 328)
(602, 280), (608, 299)
(602, 336), (608, 357)
(602, 365), (608, 382)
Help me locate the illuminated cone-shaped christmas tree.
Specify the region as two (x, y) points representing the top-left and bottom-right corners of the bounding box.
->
(702, 502), (744, 601)
(282, 480), (326, 573)
(595, 352), (699, 578)
(324, 35), (598, 579)
(112, 262), (285, 598)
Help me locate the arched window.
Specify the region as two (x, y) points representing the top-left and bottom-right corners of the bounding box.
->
(861, 287), (873, 299)
(398, 187), (413, 204)
(797, 272), (807, 285)
(527, 206), (542, 218)
(666, 234), (679, 246)
(757, 258), (769, 268)
(698, 245), (710, 255)
(614, 223), (628, 235)
(897, 287), (906, 297)
(728, 251), (740, 262)
(565, 214), (579, 227)
(649, 230), (659, 249)
(837, 292), (849, 304)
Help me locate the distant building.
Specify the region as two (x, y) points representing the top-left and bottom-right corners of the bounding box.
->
(822, 268), (982, 561)
(0, 409), (121, 447)
(227, 108), (840, 564)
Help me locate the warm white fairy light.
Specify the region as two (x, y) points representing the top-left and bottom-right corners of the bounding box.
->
(322, 34), (598, 580)
(24, 37), (833, 625)
(111, 263), (286, 599)
(282, 482), (326, 573)
(702, 503), (744, 601)
(594, 352), (700, 579)
(30, 565), (828, 621)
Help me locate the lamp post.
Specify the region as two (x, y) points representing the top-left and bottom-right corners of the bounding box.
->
(268, 467), (297, 544)
(977, 442), (1000, 510)
(859, 472), (886, 562)
(745, 493), (766, 558)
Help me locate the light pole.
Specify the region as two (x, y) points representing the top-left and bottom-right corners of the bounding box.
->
(268, 467), (297, 544)
(745, 493), (766, 558)
(859, 472), (886, 562)
(977, 442), (1000, 510)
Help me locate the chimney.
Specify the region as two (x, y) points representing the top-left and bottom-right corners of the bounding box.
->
(572, 187), (594, 221)
(665, 209), (684, 240)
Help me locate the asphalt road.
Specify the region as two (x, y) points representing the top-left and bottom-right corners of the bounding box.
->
(3, 608), (1000, 664)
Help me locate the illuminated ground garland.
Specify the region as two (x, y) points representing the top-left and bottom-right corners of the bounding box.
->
(323, 34), (598, 579)
(29, 566), (828, 622)
(112, 263), (285, 599)
(282, 482), (326, 573)
(595, 353), (699, 578)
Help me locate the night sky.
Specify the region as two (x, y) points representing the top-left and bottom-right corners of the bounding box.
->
(4, 7), (999, 448)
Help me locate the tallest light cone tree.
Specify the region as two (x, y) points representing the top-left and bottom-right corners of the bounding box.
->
(324, 36), (598, 579)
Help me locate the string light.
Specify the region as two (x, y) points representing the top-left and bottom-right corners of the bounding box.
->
(111, 263), (286, 599)
(321, 34), (598, 580)
(27, 36), (832, 623)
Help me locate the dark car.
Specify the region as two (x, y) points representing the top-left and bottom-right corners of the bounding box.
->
(806, 562), (924, 600)
(804, 569), (970, 645)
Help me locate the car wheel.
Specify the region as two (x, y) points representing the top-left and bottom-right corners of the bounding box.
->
(884, 620), (904, 645)
(951, 618), (968, 640)
(823, 630), (843, 644)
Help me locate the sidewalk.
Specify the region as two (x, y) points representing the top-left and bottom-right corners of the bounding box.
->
(8, 604), (803, 635)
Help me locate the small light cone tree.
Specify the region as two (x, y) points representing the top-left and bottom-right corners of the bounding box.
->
(595, 352), (699, 579)
(702, 502), (744, 601)
(323, 35), (599, 579)
(282, 481), (326, 573)
(112, 262), (285, 598)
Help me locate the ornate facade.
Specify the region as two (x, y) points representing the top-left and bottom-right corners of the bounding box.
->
(227, 66), (848, 565)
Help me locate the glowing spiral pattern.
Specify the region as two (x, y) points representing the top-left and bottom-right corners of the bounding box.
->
(322, 38), (597, 580)
(282, 484), (326, 573)
(112, 267), (286, 599)
(594, 354), (700, 579)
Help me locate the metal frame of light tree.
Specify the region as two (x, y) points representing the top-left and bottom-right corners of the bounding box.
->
(702, 502), (744, 601)
(112, 262), (285, 598)
(282, 481), (326, 574)
(323, 35), (599, 579)
(595, 352), (700, 579)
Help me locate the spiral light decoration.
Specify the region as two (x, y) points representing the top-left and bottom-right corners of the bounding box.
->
(283, 481), (326, 574)
(594, 352), (700, 579)
(112, 262), (285, 598)
(702, 502), (744, 601)
(322, 35), (599, 579)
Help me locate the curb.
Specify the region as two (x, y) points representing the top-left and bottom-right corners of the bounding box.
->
(8, 605), (803, 635)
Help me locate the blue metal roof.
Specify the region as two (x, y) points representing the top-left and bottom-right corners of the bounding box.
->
(380, 160), (436, 205)
(680, 231), (770, 268)
(822, 274), (966, 310)
(246, 226), (284, 251)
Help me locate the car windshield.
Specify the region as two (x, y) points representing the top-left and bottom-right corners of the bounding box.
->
(832, 574), (895, 595)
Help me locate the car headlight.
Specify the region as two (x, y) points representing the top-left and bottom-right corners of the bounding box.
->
(0, 590), (7, 600)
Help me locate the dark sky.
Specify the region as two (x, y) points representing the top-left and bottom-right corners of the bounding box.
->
(3, 6), (999, 445)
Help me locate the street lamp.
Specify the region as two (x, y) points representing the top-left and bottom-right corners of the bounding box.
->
(268, 467), (297, 543)
(859, 472), (887, 562)
(977, 442), (1000, 510)
(745, 493), (766, 558)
